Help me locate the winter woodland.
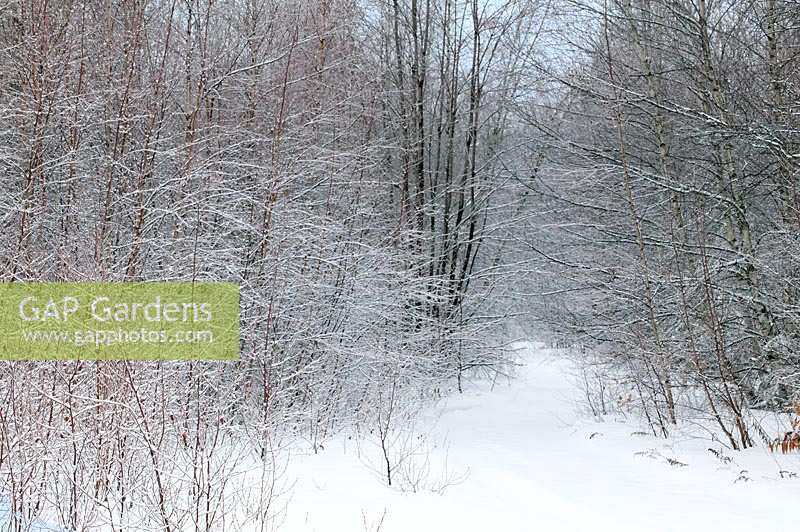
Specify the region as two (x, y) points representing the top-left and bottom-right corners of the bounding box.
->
(0, 0), (799, 530)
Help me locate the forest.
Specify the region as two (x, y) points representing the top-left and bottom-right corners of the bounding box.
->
(0, 0), (799, 530)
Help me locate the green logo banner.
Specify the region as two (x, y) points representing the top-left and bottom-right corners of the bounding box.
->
(0, 282), (240, 360)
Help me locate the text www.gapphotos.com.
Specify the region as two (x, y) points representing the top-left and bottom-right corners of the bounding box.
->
(20, 328), (214, 347)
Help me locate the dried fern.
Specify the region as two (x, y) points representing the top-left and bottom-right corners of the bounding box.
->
(768, 403), (800, 454)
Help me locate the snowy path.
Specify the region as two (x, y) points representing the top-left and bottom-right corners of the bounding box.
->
(280, 343), (800, 532)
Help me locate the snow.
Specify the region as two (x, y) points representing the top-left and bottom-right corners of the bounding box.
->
(0, 498), (61, 532)
(278, 342), (800, 532)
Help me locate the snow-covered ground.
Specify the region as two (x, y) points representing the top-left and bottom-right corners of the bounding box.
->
(278, 342), (800, 532)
